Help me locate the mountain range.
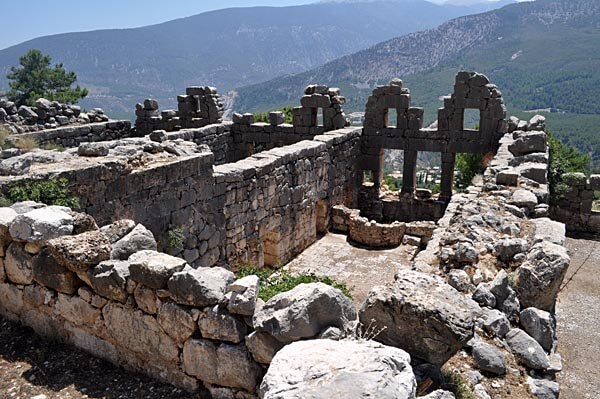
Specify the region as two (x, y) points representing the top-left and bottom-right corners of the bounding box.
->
(233, 0), (600, 166)
(0, 0), (512, 117)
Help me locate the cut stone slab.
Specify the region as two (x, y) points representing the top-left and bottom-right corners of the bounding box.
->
(505, 328), (550, 370)
(260, 339), (416, 399)
(110, 224), (157, 260)
(128, 250), (187, 289)
(359, 270), (480, 365)
(167, 266), (235, 307)
(253, 282), (357, 343)
(9, 207), (73, 243)
(47, 231), (111, 272)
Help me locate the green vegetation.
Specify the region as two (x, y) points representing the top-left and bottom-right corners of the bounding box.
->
(455, 153), (485, 191)
(384, 175), (401, 191)
(6, 49), (88, 106)
(167, 228), (186, 251)
(2, 178), (80, 208)
(441, 370), (476, 399)
(547, 130), (590, 203)
(254, 106), (294, 124)
(237, 265), (352, 302)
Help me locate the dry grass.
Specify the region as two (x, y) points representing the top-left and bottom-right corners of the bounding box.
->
(12, 136), (38, 152)
(0, 123), (10, 147)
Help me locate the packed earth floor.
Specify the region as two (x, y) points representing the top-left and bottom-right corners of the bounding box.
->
(557, 236), (600, 399)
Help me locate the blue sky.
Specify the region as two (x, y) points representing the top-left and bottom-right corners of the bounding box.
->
(0, 0), (314, 50)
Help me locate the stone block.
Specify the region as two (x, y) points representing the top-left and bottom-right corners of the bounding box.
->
(33, 248), (80, 294)
(47, 231), (111, 273)
(157, 301), (196, 342)
(129, 250), (187, 289)
(198, 305), (247, 343)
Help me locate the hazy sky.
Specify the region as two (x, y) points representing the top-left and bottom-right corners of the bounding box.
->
(0, 0), (314, 50)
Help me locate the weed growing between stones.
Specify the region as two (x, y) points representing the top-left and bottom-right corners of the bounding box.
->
(166, 228), (185, 250)
(441, 370), (476, 399)
(12, 136), (39, 152)
(1, 177), (80, 208)
(237, 265), (352, 301)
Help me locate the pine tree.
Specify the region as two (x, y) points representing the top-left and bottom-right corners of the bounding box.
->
(6, 49), (88, 106)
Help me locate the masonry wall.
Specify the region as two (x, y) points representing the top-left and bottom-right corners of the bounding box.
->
(0, 218), (265, 397)
(551, 173), (600, 234)
(6, 120), (133, 148)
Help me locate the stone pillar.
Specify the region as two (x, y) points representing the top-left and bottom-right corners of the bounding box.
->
(402, 150), (418, 196)
(372, 147), (385, 190)
(440, 152), (456, 202)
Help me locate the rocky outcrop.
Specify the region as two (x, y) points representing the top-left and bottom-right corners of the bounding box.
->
(359, 270), (480, 365)
(260, 339), (416, 399)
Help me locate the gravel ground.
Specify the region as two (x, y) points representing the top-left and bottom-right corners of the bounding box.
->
(557, 236), (600, 399)
(0, 318), (207, 399)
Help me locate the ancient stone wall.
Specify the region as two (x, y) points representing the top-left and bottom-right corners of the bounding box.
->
(0, 98), (111, 133)
(551, 172), (600, 233)
(3, 120), (133, 149)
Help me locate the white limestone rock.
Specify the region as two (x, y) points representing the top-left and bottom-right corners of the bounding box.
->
(253, 282), (357, 343)
(9, 207), (73, 243)
(260, 339), (416, 399)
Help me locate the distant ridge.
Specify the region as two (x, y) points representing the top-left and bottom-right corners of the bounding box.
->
(0, 1), (509, 117)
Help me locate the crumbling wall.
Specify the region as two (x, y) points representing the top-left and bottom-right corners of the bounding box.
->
(4, 120), (133, 148)
(551, 173), (600, 233)
(135, 86), (224, 136)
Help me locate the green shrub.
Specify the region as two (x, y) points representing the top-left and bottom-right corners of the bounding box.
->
(237, 265), (352, 301)
(167, 228), (185, 250)
(441, 370), (476, 399)
(548, 130), (590, 203)
(4, 178), (80, 208)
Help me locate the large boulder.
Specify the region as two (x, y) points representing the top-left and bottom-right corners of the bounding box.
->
(128, 250), (187, 289)
(472, 341), (506, 376)
(359, 270), (480, 365)
(505, 328), (550, 370)
(260, 339), (416, 399)
(47, 230), (111, 272)
(110, 224), (157, 260)
(9, 207), (73, 243)
(167, 266), (235, 307)
(253, 283), (356, 343)
(514, 242), (570, 311)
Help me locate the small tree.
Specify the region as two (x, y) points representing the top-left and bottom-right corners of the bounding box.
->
(6, 49), (88, 106)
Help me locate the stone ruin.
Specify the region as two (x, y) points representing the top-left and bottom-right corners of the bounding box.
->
(135, 86), (225, 135)
(0, 72), (578, 398)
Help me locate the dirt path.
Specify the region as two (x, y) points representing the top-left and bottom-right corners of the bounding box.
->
(557, 236), (600, 399)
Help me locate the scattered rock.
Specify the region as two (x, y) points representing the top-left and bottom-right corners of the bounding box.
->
(110, 224), (157, 260)
(520, 307), (555, 352)
(260, 339), (416, 399)
(77, 142), (110, 157)
(527, 377), (560, 399)
(254, 283), (356, 343)
(510, 189), (538, 211)
(472, 341), (506, 375)
(481, 308), (510, 338)
(448, 269), (471, 292)
(505, 328), (550, 370)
